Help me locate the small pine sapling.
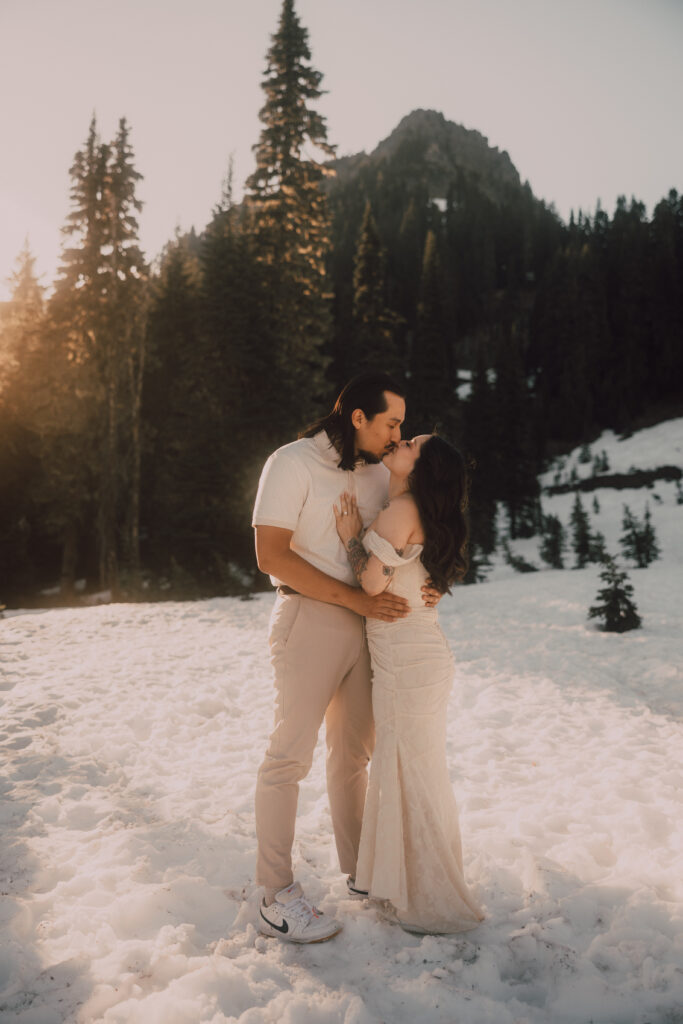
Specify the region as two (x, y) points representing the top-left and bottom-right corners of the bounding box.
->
(592, 495), (600, 514)
(588, 555), (641, 633)
(501, 537), (538, 573)
(463, 544), (491, 585)
(620, 504), (661, 568)
(641, 504), (661, 565)
(589, 530), (607, 562)
(570, 492), (592, 568)
(539, 514), (566, 569)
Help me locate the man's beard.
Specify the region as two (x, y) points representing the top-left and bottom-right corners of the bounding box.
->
(357, 446), (394, 465)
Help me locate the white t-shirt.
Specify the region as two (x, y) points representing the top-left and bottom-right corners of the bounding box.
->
(252, 430), (390, 586)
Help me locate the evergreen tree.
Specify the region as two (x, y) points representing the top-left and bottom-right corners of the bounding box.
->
(588, 555), (641, 632)
(570, 492), (592, 567)
(0, 242), (45, 394)
(105, 117), (148, 585)
(4, 241), (44, 325)
(463, 348), (497, 554)
(246, 0), (335, 436)
(601, 198), (649, 430)
(52, 115), (148, 591)
(199, 181), (274, 569)
(0, 244), (46, 593)
(530, 245), (597, 442)
(501, 537), (538, 573)
(588, 529), (607, 562)
(592, 495), (601, 514)
(539, 513), (566, 568)
(1, 241), (96, 595)
(462, 544), (491, 585)
(410, 229), (454, 432)
(620, 503), (661, 568)
(143, 235), (204, 576)
(648, 191), (683, 401)
(350, 200), (402, 375)
(493, 323), (540, 538)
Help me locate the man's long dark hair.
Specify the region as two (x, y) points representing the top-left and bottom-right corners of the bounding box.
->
(300, 371), (406, 471)
(409, 435), (470, 593)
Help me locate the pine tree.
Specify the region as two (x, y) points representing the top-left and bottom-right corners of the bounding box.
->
(143, 235), (203, 575)
(641, 505), (661, 566)
(199, 184), (272, 569)
(620, 503), (660, 568)
(539, 513), (566, 568)
(648, 191), (683, 402)
(589, 529), (607, 562)
(0, 244), (46, 593)
(4, 241), (44, 323)
(601, 198), (649, 430)
(52, 115), (148, 591)
(246, 0), (334, 435)
(0, 241), (44, 392)
(493, 324), (540, 538)
(2, 241), (96, 596)
(588, 555), (641, 632)
(501, 537), (538, 573)
(570, 492), (592, 567)
(350, 200), (402, 375)
(463, 348), (497, 555)
(530, 246), (594, 442)
(105, 118), (148, 585)
(410, 229), (454, 433)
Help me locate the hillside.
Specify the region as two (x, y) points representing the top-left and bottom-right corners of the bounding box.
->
(499, 417), (683, 583)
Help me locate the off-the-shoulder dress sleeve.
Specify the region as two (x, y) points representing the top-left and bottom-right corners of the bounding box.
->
(364, 528), (423, 566)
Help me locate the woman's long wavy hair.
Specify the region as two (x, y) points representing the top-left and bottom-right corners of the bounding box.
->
(300, 371), (405, 471)
(409, 435), (470, 593)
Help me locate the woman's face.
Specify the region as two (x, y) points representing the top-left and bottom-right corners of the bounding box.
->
(382, 434), (431, 478)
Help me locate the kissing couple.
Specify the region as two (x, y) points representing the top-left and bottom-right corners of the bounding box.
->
(251, 371), (484, 940)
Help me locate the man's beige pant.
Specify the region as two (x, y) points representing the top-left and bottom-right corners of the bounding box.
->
(255, 593), (374, 890)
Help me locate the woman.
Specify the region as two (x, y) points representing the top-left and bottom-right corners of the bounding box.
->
(334, 433), (484, 934)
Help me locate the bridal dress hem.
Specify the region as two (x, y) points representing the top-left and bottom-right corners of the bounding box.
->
(355, 530), (485, 935)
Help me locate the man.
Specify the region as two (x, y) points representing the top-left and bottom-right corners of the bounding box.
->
(252, 371), (436, 943)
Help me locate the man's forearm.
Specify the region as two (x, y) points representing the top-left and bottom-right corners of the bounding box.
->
(261, 547), (363, 612)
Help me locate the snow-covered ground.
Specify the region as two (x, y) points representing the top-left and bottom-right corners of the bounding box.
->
(1, 422), (682, 1024)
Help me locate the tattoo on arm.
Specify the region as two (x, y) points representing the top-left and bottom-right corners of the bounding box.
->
(346, 537), (395, 583)
(346, 537), (369, 582)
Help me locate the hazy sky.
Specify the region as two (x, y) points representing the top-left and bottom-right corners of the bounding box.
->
(1, 0), (682, 300)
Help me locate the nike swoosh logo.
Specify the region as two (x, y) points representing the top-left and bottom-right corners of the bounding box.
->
(260, 907), (289, 934)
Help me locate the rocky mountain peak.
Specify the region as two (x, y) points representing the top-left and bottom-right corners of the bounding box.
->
(331, 108), (523, 204)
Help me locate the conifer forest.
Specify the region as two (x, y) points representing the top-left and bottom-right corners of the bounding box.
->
(1, 0), (682, 606)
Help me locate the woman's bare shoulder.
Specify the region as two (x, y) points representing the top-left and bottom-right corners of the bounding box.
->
(371, 493), (422, 547)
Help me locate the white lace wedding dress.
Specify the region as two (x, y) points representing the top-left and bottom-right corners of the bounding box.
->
(355, 530), (485, 934)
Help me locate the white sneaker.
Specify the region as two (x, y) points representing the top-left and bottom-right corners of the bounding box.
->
(258, 882), (342, 943)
